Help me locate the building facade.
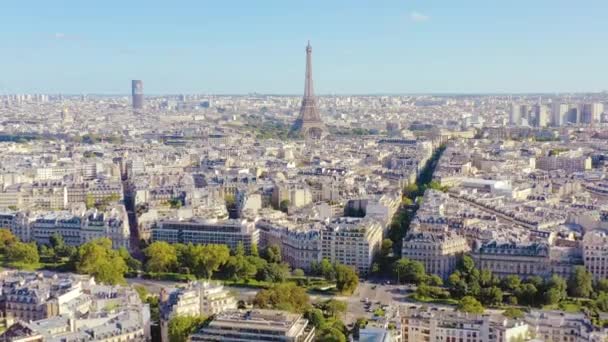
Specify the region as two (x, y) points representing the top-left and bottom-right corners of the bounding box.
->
(152, 219), (259, 253)
(401, 232), (470, 280)
(320, 217), (383, 275)
(160, 281), (236, 342)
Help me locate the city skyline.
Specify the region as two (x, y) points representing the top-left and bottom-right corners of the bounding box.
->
(2, 0), (608, 94)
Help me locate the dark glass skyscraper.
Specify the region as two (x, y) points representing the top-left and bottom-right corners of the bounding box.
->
(131, 80), (144, 110)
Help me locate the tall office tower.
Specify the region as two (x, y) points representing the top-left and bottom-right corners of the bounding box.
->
(532, 104), (549, 127)
(509, 103), (528, 126)
(581, 103), (604, 124)
(131, 80), (144, 110)
(509, 103), (521, 126)
(567, 106), (579, 124)
(290, 41), (328, 139)
(551, 103), (569, 127)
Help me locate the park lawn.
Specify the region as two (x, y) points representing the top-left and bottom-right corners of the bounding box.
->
(223, 278), (276, 289)
(409, 294), (458, 306)
(224, 277), (336, 291)
(543, 300), (584, 313)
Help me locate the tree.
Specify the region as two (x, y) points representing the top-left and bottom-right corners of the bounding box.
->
(323, 299), (348, 318)
(258, 262), (290, 283)
(403, 260), (426, 284)
(119, 247), (142, 273)
(224, 194), (236, 209)
(595, 292), (608, 312)
(335, 264), (359, 295)
(134, 285), (149, 301)
(7, 242), (39, 265)
(0, 228), (17, 253)
(253, 283), (310, 313)
(279, 199), (290, 213)
(403, 183), (419, 199)
(481, 286), (503, 306)
(415, 284), (450, 300)
(75, 238), (127, 285)
(250, 243), (259, 257)
(426, 274), (443, 287)
(263, 244), (282, 264)
(515, 283), (538, 306)
(196, 244), (230, 279)
(457, 296), (484, 314)
(503, 307), (525, 319)
(596, 279), (608, 293)
(293, 268), (305, 277)
(226, 255), (258, 281)
(501, 275), (522, 291)
(543, 288), (563, 306)
(168, 315), (206, 342)
(459, 255), (475, 274)
(527, 276), (543, 289)
(85, 194), (96, 209)
(380, 239), (393, 257)
(544, 274), (567, 304)
(180, 244), (230, 279)
(317, 327), (346, 342)
(144, 241), (177, 273)
(320, 259), (336, 281)
(479, 269), (496, 287)
(305, 308), (325, 328)
(371, 263), (380, 275)
(393, 258), (426, 285)
(568, 266), (593, 298)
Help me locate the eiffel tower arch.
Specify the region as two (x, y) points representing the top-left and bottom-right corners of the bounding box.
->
(290, 41), (329, 140)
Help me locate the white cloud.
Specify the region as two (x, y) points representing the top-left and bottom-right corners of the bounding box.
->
(54, 32), (66, 39)
(409, 11), (430, 22)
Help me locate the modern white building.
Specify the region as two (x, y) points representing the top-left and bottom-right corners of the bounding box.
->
(190, 309), (315, 342)
(152, 218), (259, 253)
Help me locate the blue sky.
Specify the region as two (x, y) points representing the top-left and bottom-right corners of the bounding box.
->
(2, 0), (607, 94)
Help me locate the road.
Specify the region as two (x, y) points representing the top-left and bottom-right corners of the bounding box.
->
(127, 277), (422, 324)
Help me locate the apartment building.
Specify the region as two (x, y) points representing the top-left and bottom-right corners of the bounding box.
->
(472, 241), (550, 278)
(0, 271), (150, 342)
(257, 219), (322, 272)
(401, 231), (470, 280)
(525, 310), (607, 342)
(400, 306), (528, 342)
(160, 281), (236, 342)
(320, 217), (383, 275)
(582, 229), (608, 280)
(66, 180), (123, 204)
(536, 155), (592, 173)
(30, 207), (130, 249)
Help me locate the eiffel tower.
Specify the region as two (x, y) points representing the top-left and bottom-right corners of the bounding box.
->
(290, 41), (328, 139)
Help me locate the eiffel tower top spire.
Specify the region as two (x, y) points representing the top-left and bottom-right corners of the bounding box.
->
(304, 41), (314, 98)
(290, 41), (328, 139)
